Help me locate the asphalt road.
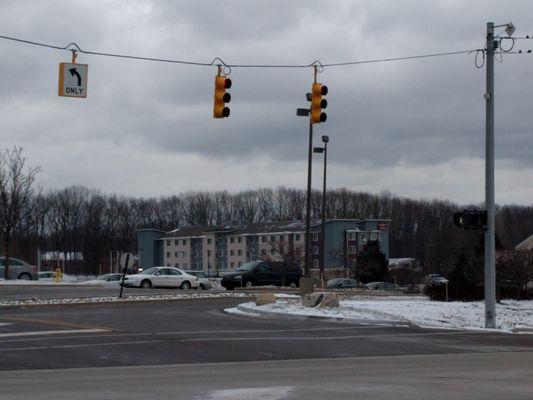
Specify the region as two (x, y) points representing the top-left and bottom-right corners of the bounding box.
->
(1, 298), (532, 399)
(1, 353), (532, 400)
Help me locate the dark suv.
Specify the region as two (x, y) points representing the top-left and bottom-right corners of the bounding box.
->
(221, 261), (302, 290)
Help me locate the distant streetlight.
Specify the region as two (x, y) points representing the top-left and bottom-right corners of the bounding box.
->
(313, 135), (329, 287)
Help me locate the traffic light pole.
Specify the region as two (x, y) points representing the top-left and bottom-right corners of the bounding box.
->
(484, 22), (496, 329)
(304, 117), (313, 278)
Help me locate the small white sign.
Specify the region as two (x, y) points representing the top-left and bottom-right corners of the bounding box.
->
(119, 252), (135, 270)
(58, 62), (88, 98)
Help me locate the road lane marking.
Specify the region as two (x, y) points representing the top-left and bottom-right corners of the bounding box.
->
(0, 330), (495, 352)
(0, 322), (13, 327)
(0, 329), (109, 338)
(0, 316), (116, 331)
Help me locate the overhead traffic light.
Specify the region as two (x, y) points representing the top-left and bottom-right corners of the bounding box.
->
(453, 210), (487, 230)
(310, 82), (328, 123)
(213, 74), (232, 118)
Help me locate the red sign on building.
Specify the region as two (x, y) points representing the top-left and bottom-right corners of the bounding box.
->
(377, 223), (388, 230)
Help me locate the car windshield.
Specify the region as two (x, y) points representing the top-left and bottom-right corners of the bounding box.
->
(98, 274), (112, 280)
(236, 261), (261, 272)
(140, 267), (158, 275)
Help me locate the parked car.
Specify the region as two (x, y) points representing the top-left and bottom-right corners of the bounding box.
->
(122, 267), (199, 289)
(426, 274), (449, 286)
(38, 271), (56, 281)
(0, 257), (38, 280)
(83, 273), (124, 286)
(326, 278), (359, 289)
(363, 281), (399, 291)
(221, 261), (302, 290)
(37, 270), (78, 282)
(184, 270), (212, 290)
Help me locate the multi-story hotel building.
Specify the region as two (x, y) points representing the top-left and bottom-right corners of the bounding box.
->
(136, 219), (390, 276)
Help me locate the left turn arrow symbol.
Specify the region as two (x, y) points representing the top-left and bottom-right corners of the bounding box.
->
(69, 68), (82, 86)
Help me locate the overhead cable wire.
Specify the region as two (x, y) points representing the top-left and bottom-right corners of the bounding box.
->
(0, 34), (482, 69)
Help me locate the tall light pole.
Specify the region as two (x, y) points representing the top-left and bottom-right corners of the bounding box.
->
(484, 21), (496, 329)
(483, 21), (515, 329)
(314, 135), (329, 287)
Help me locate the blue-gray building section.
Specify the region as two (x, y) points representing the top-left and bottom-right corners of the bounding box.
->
(310, 219), (390, 268)
(136, 229), (165, 269)
(191, 238), (203, 270)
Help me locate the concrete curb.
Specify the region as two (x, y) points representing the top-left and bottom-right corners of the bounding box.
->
(235, 302), (415, 327)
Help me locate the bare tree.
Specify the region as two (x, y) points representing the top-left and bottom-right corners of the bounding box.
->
(0, 147), (41, 279)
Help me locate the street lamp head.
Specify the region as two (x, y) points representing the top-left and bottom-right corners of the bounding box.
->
(322, 135), (329, 143)
(505, 22), (516, 37)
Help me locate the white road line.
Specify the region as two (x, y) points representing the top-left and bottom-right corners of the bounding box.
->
(0, 322), (13, 327)
(0, 330), (485, 352)
(0, 329), (108, 338)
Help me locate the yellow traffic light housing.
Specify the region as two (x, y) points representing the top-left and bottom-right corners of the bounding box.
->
(311, 82), (328, 123)
(213, 74), (232, 118)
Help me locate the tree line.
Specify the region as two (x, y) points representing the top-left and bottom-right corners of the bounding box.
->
(2, 148), (533, 276)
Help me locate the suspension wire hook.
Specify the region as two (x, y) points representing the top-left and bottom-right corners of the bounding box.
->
(211, 57), (231, 75)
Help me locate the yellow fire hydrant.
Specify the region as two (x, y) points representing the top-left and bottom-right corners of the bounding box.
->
(54, 268), (62, 283)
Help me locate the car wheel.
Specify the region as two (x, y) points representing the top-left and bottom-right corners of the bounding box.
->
(180, 281), (191, 290)
(18, 273), (31, 280)
(199, 283), (207, 290)
(140, 279), (152, 289)
(245, 280), (253, 288)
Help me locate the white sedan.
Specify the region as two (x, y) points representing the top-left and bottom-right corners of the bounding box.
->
(122, 267), (199, 289)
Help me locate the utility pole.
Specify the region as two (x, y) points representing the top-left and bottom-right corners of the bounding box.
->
(304, 117), (314, 278)
(484, 21), (496, 329)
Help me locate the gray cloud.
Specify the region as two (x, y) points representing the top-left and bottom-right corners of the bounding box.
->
(0, 0), (532, 204)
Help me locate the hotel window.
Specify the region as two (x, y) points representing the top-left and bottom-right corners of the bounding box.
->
(313, 246), (319, 255)
(360, 233), (367, 244)
(348, 246), (356, 254)
(348, 232), (356, 240)
(238, 262), (242, 267)
(174, 240), (178, 245)
(313, 232), (319, 241)
(262, 236), (266, 242)
(175, 263), (179, 267)
(174, 252), (178, 257)
(166, 252), (170, 258)
(231, 262), (234, 268)
(370, 232), (379, 241)
(270, 248), (275, 255)
(166, 240), (170, 246)
(207, 238), (212, 245)
(313, 259), (319, 268)
(270, 235), (276, 242)
(238, 237), (242, 243)
(261, 249), (267, 255)
(207, 250), (211, 257)
(238, 249), (242, 256)
(230, 250), (235, 256)
(279, 235), (284, 241)
(182, 239), (187, 245)
(295, 234), (301, 241)
(230, 237), (235, 244)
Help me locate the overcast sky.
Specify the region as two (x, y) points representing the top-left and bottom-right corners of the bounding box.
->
(1, 0), (532, 205)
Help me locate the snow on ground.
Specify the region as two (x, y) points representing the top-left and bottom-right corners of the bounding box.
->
(0, 292), (249, 307)
(229, 296), (533, 332)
